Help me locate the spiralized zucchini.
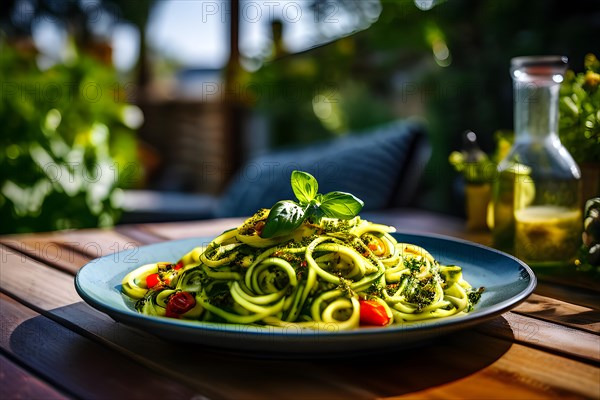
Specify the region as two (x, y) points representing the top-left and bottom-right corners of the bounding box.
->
(122, 212), (483, 330)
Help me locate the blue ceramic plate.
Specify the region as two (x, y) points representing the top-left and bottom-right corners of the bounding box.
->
(75, 232), (536, 356)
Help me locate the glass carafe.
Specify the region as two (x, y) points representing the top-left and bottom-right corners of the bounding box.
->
(492, 56), (582, 267)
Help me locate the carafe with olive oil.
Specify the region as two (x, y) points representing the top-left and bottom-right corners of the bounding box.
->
(492, 56), (581, 267)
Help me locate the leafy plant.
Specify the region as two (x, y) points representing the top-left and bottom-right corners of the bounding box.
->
(261, 171), (364, 238)
(250, 1), (597, 215)
(559, 53), (600, 164)
(574, 197), (600, 280)
(0, 42), (141, 234)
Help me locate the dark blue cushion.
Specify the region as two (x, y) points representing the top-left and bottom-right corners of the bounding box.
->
(215, 120), (428, 217)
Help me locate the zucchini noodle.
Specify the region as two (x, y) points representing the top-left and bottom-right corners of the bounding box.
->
(122, 212), (484, 330)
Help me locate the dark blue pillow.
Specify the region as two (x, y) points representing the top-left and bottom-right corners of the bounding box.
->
(215, 120), (428, 217)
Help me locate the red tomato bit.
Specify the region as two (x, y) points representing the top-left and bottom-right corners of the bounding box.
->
(359, 299), (391, 326)
(165, 291), (196, 318)
(145, 273), (161, 289)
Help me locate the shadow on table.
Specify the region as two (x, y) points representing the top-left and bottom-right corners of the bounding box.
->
(10, 304), (515, 399)
(299, 319), (515, 397)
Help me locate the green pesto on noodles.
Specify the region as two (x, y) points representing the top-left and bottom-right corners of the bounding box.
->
(122, 210), (484, 330)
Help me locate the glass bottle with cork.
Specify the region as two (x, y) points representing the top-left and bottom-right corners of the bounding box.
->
(492, 56), (582, 267)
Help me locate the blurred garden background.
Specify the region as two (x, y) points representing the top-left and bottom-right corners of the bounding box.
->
(1, 0), (599, 234)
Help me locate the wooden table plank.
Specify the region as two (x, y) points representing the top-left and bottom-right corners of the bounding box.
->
(0, 245), (82, 309)
(331, 329), (599, 400)
(476, 312), (600, 363)
(0, 226), (162, 280)
(0, 245), (374, 399)
(383, 341), (599, 400)
(534, 281), (600, 310)
(55, 229), (143, 260)
(2, 215), (600, 400)
(0, 352), (70, 400)
(3, 241), (597, 363)
(0, 294), (211, 400)
(0, 229), (144, 275)
(1, 245), (598, 400)
(139, 217), (245, 240)
(476, 340), (599, 399)
(115, 224), (166, 245)
(0, 237), (90, 275)
(534, 267), (600, 293)
(513, 293), (600, 334)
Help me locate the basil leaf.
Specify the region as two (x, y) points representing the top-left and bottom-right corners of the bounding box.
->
(291, 170), (318, 205)
(319, 191), (364, 219)
(261, 200), (306, 238)
(307, 204), (325, 224)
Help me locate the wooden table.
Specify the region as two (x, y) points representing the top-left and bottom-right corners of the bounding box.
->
(1, 209), (598, 399)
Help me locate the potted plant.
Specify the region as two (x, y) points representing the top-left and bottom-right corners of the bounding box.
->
(559, 53), (600, 206)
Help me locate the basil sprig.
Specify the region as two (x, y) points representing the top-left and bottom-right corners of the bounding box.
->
(261, 170), (364, 238)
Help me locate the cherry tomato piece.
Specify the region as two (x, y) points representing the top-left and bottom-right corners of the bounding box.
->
(367, 239), (385, 256)
(165, 291), (196, 318)
(359, 299), (390, 326)
(174, 261), (184, 270)
(145, 273), (161, 289)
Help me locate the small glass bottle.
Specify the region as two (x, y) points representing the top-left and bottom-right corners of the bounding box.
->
(492, 56), (582, 267)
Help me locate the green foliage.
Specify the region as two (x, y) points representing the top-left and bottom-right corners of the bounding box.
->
(319, 192), (364, 219)
(253, 0), (597, 214)
(262, 200), (307, 239)
(559, 54), (600, 164)
(0, 42), (141, 234)
(291, 170), (319, 204)
(249, 37), (371, 147)
(262, 171), (364, 238)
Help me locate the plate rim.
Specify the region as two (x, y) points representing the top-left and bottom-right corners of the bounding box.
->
(75, 231), (536, 339)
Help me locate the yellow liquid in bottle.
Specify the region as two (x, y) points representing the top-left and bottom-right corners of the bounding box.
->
(514, 206), (581, 267)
